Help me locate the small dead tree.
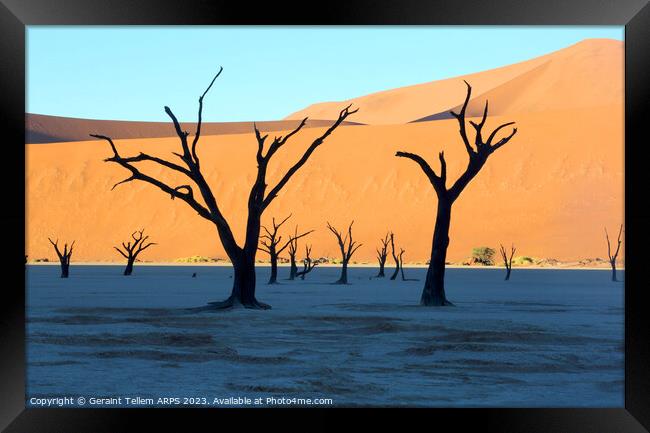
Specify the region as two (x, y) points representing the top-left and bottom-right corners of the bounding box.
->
(114, 229), (156, 276)
(605, 225), (623, 282)
(258, 215), (312, 284)
(499, 243), (516, 281)
(396, 81), (517, 306)
(296, 244), (318, 280)
(91, 68), (357, 309)
(397, 249), (418, 281)
(327, 221), (362, 284)
(48, 238), (74, 278)
(375, 232), (390, 278)
(286, 225), (313, 280)
(389, 233), (400, 280)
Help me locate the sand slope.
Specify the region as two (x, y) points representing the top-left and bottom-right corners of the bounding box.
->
(285, 39), (623, 125)
(26, 114), (361, 144)
(25, 103), (623, 263)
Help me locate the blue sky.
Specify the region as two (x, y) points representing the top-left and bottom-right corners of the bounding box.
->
(27, 26), (623, 122)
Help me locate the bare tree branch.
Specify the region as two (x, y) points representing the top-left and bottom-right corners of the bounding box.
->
(263, 118), (308, 162)
(91, 134), (212, 219)
(278, 229), (314, 255)
(114, 246), (129, 259)
(262, 105), (357, 209)
(450, 80), (474, 155)
(191, 66), (223, 167)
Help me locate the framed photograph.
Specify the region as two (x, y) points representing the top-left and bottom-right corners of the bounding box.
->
(2, 0), (649, 431)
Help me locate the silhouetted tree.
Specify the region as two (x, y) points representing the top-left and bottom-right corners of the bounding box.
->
(396, 249), (419, 281)
(48, 238), (74, 278)
(91, 68), (357, 309)
(499, 243), (516, 281)
(605, 224), (623, 282)
(296, 244), (317, 280)
(114, 229), (156, 276)
(389, 233), (401, 280)
(259, 215), (312, 284)
(286, 225), (313, 280)
(327, 221), (362, 284)
(396, 81), (518, 306)
(375, 232), (390, 277)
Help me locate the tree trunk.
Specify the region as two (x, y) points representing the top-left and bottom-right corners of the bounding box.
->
(231, 256), (257, 304)
(206, 243), (270, 309)
(289, 257), (298, 280)
(210, 254), (268, 309)
(124, 259), (134, 276)
(209, 210), (270, 309)
(504, 267), (511, 281)
(421, 198), (454, 306)
(60, 262), (69, 278)
(611, 262), (617, 282)
(377, 262), (385, 278)
(389, 262), (399, 280)
(268, 255), (278, 284)
(336, 261), (348, 284)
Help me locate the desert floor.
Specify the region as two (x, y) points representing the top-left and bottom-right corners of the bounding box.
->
(26, 265), (623, 407)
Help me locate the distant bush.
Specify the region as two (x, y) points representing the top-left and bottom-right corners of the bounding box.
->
(471, 247), (495, 266)
(34, 258), (49, 263)
(535, 258), (560, 266)
(174, 256), (213, 263)
(512, 256), (534, 266)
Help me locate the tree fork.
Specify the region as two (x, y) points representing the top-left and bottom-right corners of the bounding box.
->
(92, 68), (357, 309)
(396, 81), (517, 306)
(114, 229), (156, 276)
(327, 221), (362, 284)
(605, 225), (623, 282)
(48, 238), (74, 278)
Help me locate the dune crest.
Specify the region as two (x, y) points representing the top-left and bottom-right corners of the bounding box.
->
(285, 39), (623, 125)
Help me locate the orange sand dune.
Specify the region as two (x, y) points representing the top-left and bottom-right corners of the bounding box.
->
(25, 103), (623, 264)
(285, 39), (622, 125)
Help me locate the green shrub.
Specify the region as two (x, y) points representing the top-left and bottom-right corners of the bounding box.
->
(174, 255), (211, 263)
(512, 256), (534, 266)
(471, 247), (495, 265)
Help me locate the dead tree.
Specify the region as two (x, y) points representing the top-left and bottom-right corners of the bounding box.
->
(389, 232), (400, 280)
(327, 221), (362, 284)
(258, 215), (312, 284)
(296, 244), (318, 280)
(114, 229), (156, 276)
(499, 243), (516, 281)
(375, 232), (390, 278)
(396, 81), (518, 306)
(605, 225), (623, 282)
(397, 249), (419, 281)
(48, 238), (74, 278)
(287, 226), (299, 280)
(286, 225), (313, 280)
(91, 68), (357, 309)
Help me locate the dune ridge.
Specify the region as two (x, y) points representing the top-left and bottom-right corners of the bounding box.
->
(285, 39), (623, 125)
(26, 114), (362, 144)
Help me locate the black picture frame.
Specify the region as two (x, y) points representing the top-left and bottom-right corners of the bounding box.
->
(2, 0), (649, 431)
